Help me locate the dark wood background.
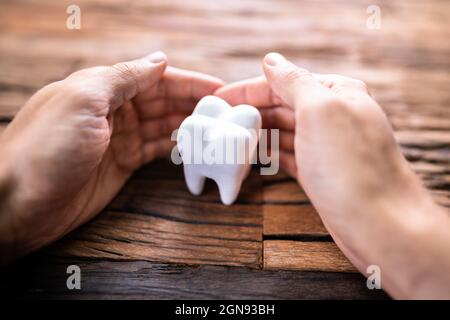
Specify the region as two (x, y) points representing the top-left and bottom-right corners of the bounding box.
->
(0, 0), (449, 299)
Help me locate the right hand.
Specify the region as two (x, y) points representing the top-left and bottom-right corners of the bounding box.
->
(216, 52), (450, 299)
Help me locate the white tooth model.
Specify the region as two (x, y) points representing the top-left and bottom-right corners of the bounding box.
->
(177, 96), (261, 205)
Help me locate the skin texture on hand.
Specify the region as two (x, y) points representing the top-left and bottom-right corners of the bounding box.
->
(215, 52), (450, 299)
(0, 52), (224, 263)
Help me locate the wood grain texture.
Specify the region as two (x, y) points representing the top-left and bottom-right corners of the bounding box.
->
(264, 241), (357, 273)
(264, 204), (328, 237)
(47, 160), (263, 268)
(262, 176), (310, 204)
(1, 256), (388, 299)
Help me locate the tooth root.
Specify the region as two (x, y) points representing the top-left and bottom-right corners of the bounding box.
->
(215, 176), (243, 206)
(184, 166), (205, 195)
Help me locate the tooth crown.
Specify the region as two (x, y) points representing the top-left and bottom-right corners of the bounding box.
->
(177, 95), (262, 205)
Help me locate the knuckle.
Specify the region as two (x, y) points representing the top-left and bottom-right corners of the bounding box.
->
(284, 68), (309, 83)
(111, 61), (138, 81)
(110, 61), (141, 98)
(327, 74), (369, 92)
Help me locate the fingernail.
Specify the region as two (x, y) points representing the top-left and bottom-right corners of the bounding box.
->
(148, 51), (167, 64)
(265, 52), (286, 67)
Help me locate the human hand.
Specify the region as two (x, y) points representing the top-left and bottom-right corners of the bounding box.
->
(0, 52), (223, 262)
(216, 53), (450, 298)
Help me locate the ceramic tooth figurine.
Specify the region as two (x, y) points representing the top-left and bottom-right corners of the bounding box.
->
(177, 95), (262, 205)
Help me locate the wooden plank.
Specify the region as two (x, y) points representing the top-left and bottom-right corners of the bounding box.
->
(262, 170), (328, 237)
(46, 160), (263, 268)
(263, 177), (309, 204)
(1, 257), (388, 299)
(264, 241), (357, 273)
(396, 130), (450, 149)
(264, 204), (327, 237)
(430, 190), (450, 209)
(0, 55), (75, 90)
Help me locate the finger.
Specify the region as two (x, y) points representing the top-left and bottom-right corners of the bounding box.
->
(135, 98), (197, 120)
(107, 51), (168, 104)
(142, 138), (175, 164)
(214, 76), (283, 107)
(165, 67), (225, 99)
(280, 131), (295, 152)
(263, 52), (331, 109)
(279, 150), (297, 179)
(140, 113), (187, 141)
(265, 130), (295, 152)
(259, 107), (295, 131)
(137, 67), (225, 101)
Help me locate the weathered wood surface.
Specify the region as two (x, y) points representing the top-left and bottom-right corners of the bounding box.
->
(50, 161), (263, 268)
(0, 0), (448, 299)
(264, 241), (356, 273)
(1, 257), (388, 299)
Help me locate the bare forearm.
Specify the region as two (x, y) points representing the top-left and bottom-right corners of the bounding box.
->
(377, 200), (450, 299)
(333, 182), (450, 299)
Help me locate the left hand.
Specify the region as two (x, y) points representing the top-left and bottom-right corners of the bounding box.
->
(0, 52), (224, 262)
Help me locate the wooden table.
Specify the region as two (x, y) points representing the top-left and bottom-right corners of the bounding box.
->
(0, 0), (448, 299)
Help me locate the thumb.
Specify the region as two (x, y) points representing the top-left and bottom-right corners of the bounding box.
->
(263, 52), (330, 109)
(108, 51), (167, 102)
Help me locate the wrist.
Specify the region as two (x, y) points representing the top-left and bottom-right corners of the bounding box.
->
(376, 197), (449, 299)
(343, 176), (450, 298)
